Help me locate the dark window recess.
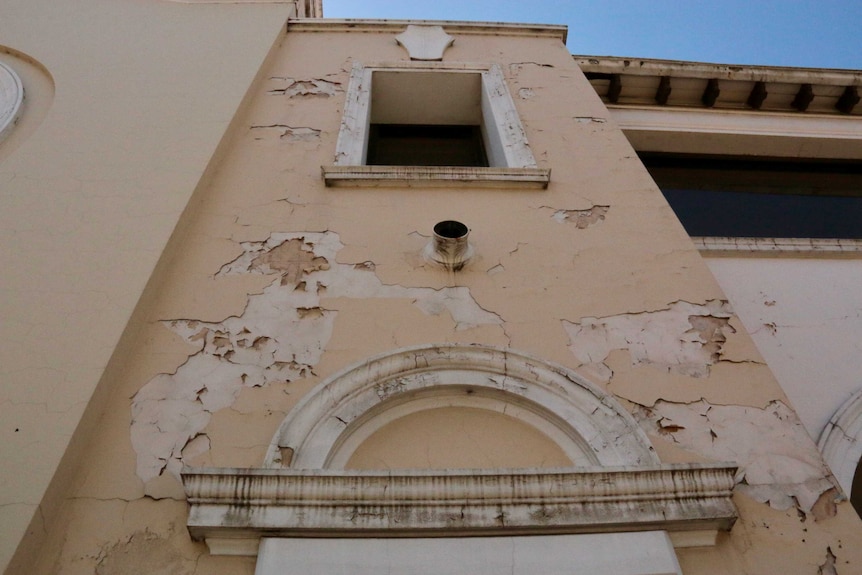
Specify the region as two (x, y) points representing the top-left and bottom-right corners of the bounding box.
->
(852, 456), (862, 520)
(366, 124), (488, 167)
(642, 155), (862, 239)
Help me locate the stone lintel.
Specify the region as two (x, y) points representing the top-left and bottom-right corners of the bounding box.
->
(183, 464), (738, 555)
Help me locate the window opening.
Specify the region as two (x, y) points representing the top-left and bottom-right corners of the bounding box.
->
(643, 154), (862, 239)
(367, 124), (488, 166)
(324, 62), (550, 187)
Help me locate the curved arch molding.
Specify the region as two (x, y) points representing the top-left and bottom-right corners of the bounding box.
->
(819, 389), (862, 497)
(0, 60), (23, 143)
(263, 344), (660, 469)
(0, 47), (54, 161)
(182, 345), (738, 555)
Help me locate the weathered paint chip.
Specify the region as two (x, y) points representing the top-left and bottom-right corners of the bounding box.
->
(131, 232), (501, 482)
(550, 205), (609, 228)
(250, 124), (322, 142)
(562, 300), (734, 382)
(636, 399), (837, 516)
(268, 77), (341, 98)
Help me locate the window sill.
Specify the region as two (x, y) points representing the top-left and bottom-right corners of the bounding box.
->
(322, 165), (551, 188)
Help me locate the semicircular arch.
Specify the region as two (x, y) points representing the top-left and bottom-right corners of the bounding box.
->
(264, 344), (658, 469)
(819, 389), (862, 499)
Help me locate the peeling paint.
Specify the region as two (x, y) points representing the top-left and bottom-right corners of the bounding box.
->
(131, 232), (501, 482)
(268, 77), (340, 98)
(635, 399), (837, 515)
(819, 547), (838, 575)
(550, 205), (609, 229)
(518, 87), (535, 99)
(562, 300), (734, 382)
(250, 124), (321, 141)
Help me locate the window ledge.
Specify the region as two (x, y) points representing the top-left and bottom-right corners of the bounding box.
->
(694, 236), (862, 257)
(322, 165), (551, 188)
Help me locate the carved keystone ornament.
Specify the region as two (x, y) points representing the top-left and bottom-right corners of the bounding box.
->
(395, 25), (455, 61)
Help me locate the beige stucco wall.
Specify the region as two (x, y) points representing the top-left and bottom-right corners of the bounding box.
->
(704, 255), (862, 438)
(0, 1), (293, 572)
(4, 13), (860, 574)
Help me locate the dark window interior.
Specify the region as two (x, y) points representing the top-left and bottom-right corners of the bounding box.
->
(642, 155), (862, 238)
(852, 457), (862, 519)
(366, 124), (488, 167)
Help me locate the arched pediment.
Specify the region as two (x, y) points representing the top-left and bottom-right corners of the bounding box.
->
(184, 345), (738, 555)
(819, 389), (862, 500)
(264, 344), (659, 470)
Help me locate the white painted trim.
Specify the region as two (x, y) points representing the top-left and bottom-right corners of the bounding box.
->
(0, 61), (24, 145)
(610, 107), (862, 140)
(481, 64), (538, 168)
(694, 237), (862, 258)
(254, 532), (683, 575)
(330, 61), (541, 178)
(818, 389), (862, 498)
(322, 165), (550, 187)
(182, 464), (738, 555)
(332, 62), (372, 166)
(262, 344), (660, 469)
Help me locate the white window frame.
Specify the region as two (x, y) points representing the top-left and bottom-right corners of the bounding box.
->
(322, 61), (550, 188)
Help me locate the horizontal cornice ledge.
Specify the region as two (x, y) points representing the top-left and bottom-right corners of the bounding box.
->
(183, 464), (738, 555)
(575, 56), (862, 85)
(288, 19), (567, 42)
(322, 165), (551, 188)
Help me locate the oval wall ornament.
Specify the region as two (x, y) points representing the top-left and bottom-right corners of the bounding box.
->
(0, 61), (24, 143)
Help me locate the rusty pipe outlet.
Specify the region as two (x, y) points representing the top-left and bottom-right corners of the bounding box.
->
(425, 220), (474, 271)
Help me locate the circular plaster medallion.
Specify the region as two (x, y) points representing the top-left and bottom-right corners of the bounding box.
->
(0, 60), (24, 142)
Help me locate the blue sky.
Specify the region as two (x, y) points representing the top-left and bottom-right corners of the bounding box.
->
(322, 1), (862, 69)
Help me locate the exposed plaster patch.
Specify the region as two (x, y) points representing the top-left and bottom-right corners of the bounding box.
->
(810, 488), (840, 522)
(819, 547), (838, 575)
(132, 232), (501, 482)
(562, 300), (734, 383)
(250, 124), (321, 142)
(518, 87), (535, 99)
(635, 399), (837, 516)
(268, 77), (340, 98)
(549, 205), (609, 229)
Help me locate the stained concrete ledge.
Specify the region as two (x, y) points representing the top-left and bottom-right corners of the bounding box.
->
(322, 165), (551, 188)
(183, 463), (738, 556)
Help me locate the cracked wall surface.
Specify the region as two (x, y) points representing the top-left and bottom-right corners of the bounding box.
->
(636, 399), (838, 516)
(131, 232), (501, 482)
(548, 204), (609, 228)
(18, 20), (862, 575)
(562, 300), (734, 382)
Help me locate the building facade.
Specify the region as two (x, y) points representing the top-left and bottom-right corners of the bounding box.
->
(1, 1), (860, 573)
